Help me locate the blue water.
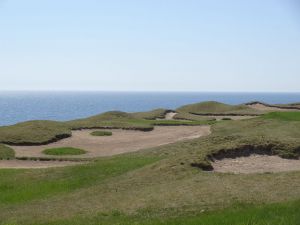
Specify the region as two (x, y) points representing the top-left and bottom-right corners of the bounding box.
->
(0, 91), (299, 126)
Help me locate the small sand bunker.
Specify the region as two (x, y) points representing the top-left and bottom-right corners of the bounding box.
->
(164, 112), (177, 120)
(0, 160), (82, 169)
(212, 154), (300, 174)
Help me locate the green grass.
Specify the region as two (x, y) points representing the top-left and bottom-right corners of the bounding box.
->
(0, 120), (71, 145)
(0, 155), (159, 205)
(263, 112), (300, 121)
(173, 112), (216, 121)
(177, 101), (262, 115)
(132, 108), (169, 120)
(90, 131), (113, 136)
(0, 144), (15, 159)
(42, 147), (87, 155)
(22, 200), (300, 225)
(150, 120), (214, 126)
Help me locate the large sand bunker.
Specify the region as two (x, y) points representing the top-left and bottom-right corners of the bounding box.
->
(248, 103), (300, 112)
(212, 154), (300, 174)
(12, 126), (211, 159)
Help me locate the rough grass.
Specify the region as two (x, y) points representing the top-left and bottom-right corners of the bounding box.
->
(177, 101), (262, 115)
(0, 155), (159, 205)
(43, 147), (87, 156)
(173, 112), (216, 121)
(263, 112), (300, 121)
(66, 111), (154, 131)
(90, 131), (113, 136)
(0, 120), (71, 145)
(0, 144), (15, 159)
(21, 200), (300, 225)
(132, 108), (170, 120)
(150, 120), (214, 126)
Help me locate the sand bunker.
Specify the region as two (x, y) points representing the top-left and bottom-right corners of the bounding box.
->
(212, 154), (300, 174)
(248, 103), (299, 112)
(164, 112), (177, 120)
(12, 126), (210, 159)
(0, 160), (82, 169)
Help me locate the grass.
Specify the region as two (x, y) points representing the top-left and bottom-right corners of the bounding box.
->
(150, 120), (214, 126)
(132, 108), (170, 120)
(20, 200), (300, 225)
(0, 144), (15, 159)
(0, 155), (159, 205)
(177, 101), (262, 115)
(43, 147), (87, 155)
(263, 112), (300, 121)
(0, 120), (71, 145)
(91, 131), (113, 136)
(173, 112), (216, 121)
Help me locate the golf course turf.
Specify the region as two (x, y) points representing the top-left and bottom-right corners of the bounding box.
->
(0, 102), (300, 225)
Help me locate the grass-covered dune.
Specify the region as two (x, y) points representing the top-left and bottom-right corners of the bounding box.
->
(246, 101), (300, 110)
(177, 101), (263, 116)
(0, 120), (71, 145)
(66, 111), (154, 131)
(0, 144), (15, 159)
(0, 112), (300, 224)
(132, 108), (171, 120)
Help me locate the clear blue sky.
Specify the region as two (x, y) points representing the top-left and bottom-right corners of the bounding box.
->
(0, 0), (299, 92)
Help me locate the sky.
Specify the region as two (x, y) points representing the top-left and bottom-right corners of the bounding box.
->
(0, 0), (299, 92)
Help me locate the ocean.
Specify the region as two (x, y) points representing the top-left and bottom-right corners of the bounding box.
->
(0, 91), (299, 126)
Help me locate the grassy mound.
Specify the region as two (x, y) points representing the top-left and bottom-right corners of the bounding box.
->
(90, 131), (113, 136)
(43, 147), (87, 156)
(0, 120), (71, 145)
(0, 144), (15, 159)
(132, 108), (170, 120)
(173, 112), (216, 121)
(151, 120), (213, 126)
(177, 101), (261, 115)
(67, 111), (154, 131)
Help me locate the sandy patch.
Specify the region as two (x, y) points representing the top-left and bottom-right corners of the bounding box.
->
(0, 160), (82, 169)
(212, 154), (300, 174)
(164, 112), (177, 120)
(11, 126), (211, 159)
(248, 103), (299, 112)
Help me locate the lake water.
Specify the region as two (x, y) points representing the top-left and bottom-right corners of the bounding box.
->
(0, 91), (299, 126)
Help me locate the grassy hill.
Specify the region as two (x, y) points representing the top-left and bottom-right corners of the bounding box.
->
(131, 108), (170, 120)
(0, 120), (71, 145)
(0, 112), (300, 224)
(177, 101), (262, 116)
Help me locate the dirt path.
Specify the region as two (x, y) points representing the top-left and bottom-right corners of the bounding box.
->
(212, 154), (300, 174)
(11, 126), (211, 160)
(0, 160), (82, 169)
